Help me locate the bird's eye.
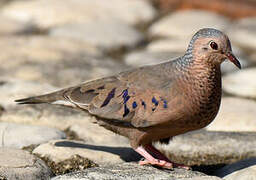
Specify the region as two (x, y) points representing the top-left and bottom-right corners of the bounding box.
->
(210, 41), (218, 50)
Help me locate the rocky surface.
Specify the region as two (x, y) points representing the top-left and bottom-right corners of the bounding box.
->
(223, 165), (256, 180)
(223, 68), (256, 98)
(207, 97), (256, 131)
(0, 148), (53, 180)
(50, 20), (145, 52)
(0, 122), (66, 149)
(157, 130), (256, 166)
(213, 158), (256, 177)
(149, 10), (230, 39)
(1, 0), (157, 28)
(51, 162), (221, 180)
(33, 139), (140, 165)
(0, 0), (255, 179)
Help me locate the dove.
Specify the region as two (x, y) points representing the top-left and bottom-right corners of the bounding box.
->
(15, 28), (241, 169)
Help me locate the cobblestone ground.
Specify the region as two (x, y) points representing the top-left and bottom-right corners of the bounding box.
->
(0, 0), (256, 179)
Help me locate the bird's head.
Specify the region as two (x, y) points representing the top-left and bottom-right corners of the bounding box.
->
(188, 28), (241, 69)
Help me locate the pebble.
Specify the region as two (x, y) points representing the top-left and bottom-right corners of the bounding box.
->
(124, 50), (180, 67)
(223, 68), (256, 98)
(207, 97), (256, 131)
(228, 17), (256, 53)
(33, 139), (140, 165)
(157, 130), (256, 166)
(0, 122), (66, 149)
(1, 0), (156, 28)
(51, 162), (220, 180)
(149, 10), (230, 39)
(0, 148), (53, 180)
(223, 165), (256, 180)
(50, 20), (144, 52)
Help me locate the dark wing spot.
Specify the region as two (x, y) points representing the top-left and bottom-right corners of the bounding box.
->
(160, 97), (168, 108)
(101, 88), (116, 107)
(132, 101), (137, 109)
(152, 97), (159, 106)
(141, 101), (146, 109)
(123, 104), (130, 117)
(163, 100), (168, 108)
(122, 89), (130, 104)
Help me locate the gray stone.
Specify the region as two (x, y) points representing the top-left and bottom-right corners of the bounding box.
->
(69, 124), (129, 147)
(1, 103), (91, 131)
(223, 165), (256, 180)
(51, 162), (217, 180)
(207, 97), (256, 131)
(222, 68), (256, 98)
(33, 139), (141, 165)
(0, 15), (34, 35)
(149, 10), (230, 39)
(0, 35), (129, 87)
(213, 158), (256, 177)
(124, 50), (180, 67)
(0, 148), (53, 180)
(146, 38), (188, 53)
(0, 122), (66, 149)
(156, 130), (256, 166)
(50, 20), (144, 52)
(228, 17), (256, 53)
(2, 0), (156, 28)
(0, 78), (56, 108)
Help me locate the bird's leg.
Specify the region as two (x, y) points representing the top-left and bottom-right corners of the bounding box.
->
(135, 146), (173, 169)
(144, 144), (190, 170)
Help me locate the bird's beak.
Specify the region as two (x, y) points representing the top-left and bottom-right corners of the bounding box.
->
(225, 52), (241, 69)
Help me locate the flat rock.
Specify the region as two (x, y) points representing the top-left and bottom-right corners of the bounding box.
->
(2, 0), (156, 29)
(222, 68), (256, 98)
(0, 35), (129, 87)
(1, 103), (92, 130)
(0, 15), (33, 35)
(33, 139), (141, 165)
(0, 148), (52, 180)
(156, 130), (256, 166)
(0, 122), (66, 149)
(124, 50), (180, 67)
(149, 10), (230, 39)
(0, 35), (101, 65)
(224, 165), (256, 180)
(69, 124), (129, 147)
(0, 78), (56, 108)
(51, 162), (221, 180)
(50, 20), (144, 52)
(228, 17), (256, 53)
(207, 97), (256, 131)
(146, 38), (188, 53)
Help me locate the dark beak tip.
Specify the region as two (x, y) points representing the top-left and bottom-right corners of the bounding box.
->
(226, 52), (241, 70)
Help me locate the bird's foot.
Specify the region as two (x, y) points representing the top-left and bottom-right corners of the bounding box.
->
(135, 145), (191, 170)
(138, 158), (173, 169)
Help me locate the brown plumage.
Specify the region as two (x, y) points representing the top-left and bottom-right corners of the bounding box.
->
(15, 28), (241, 169)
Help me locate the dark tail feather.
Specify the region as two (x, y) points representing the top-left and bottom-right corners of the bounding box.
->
(15, 90), (67, 105)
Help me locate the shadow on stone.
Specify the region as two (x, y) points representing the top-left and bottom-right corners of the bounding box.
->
(54, 140), (141, 162)
(213, 157), (256, 177)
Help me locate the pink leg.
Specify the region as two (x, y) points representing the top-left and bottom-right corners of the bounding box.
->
(135, 146), (173, 169)
(144, 144), (190, 170)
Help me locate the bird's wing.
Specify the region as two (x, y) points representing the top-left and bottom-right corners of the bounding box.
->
(16, 62), (184, 128)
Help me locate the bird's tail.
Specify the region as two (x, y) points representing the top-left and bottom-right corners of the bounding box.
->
(15, 90), (67, 105)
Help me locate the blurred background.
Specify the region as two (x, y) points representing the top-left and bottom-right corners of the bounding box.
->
(0, 0), (256, 179)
